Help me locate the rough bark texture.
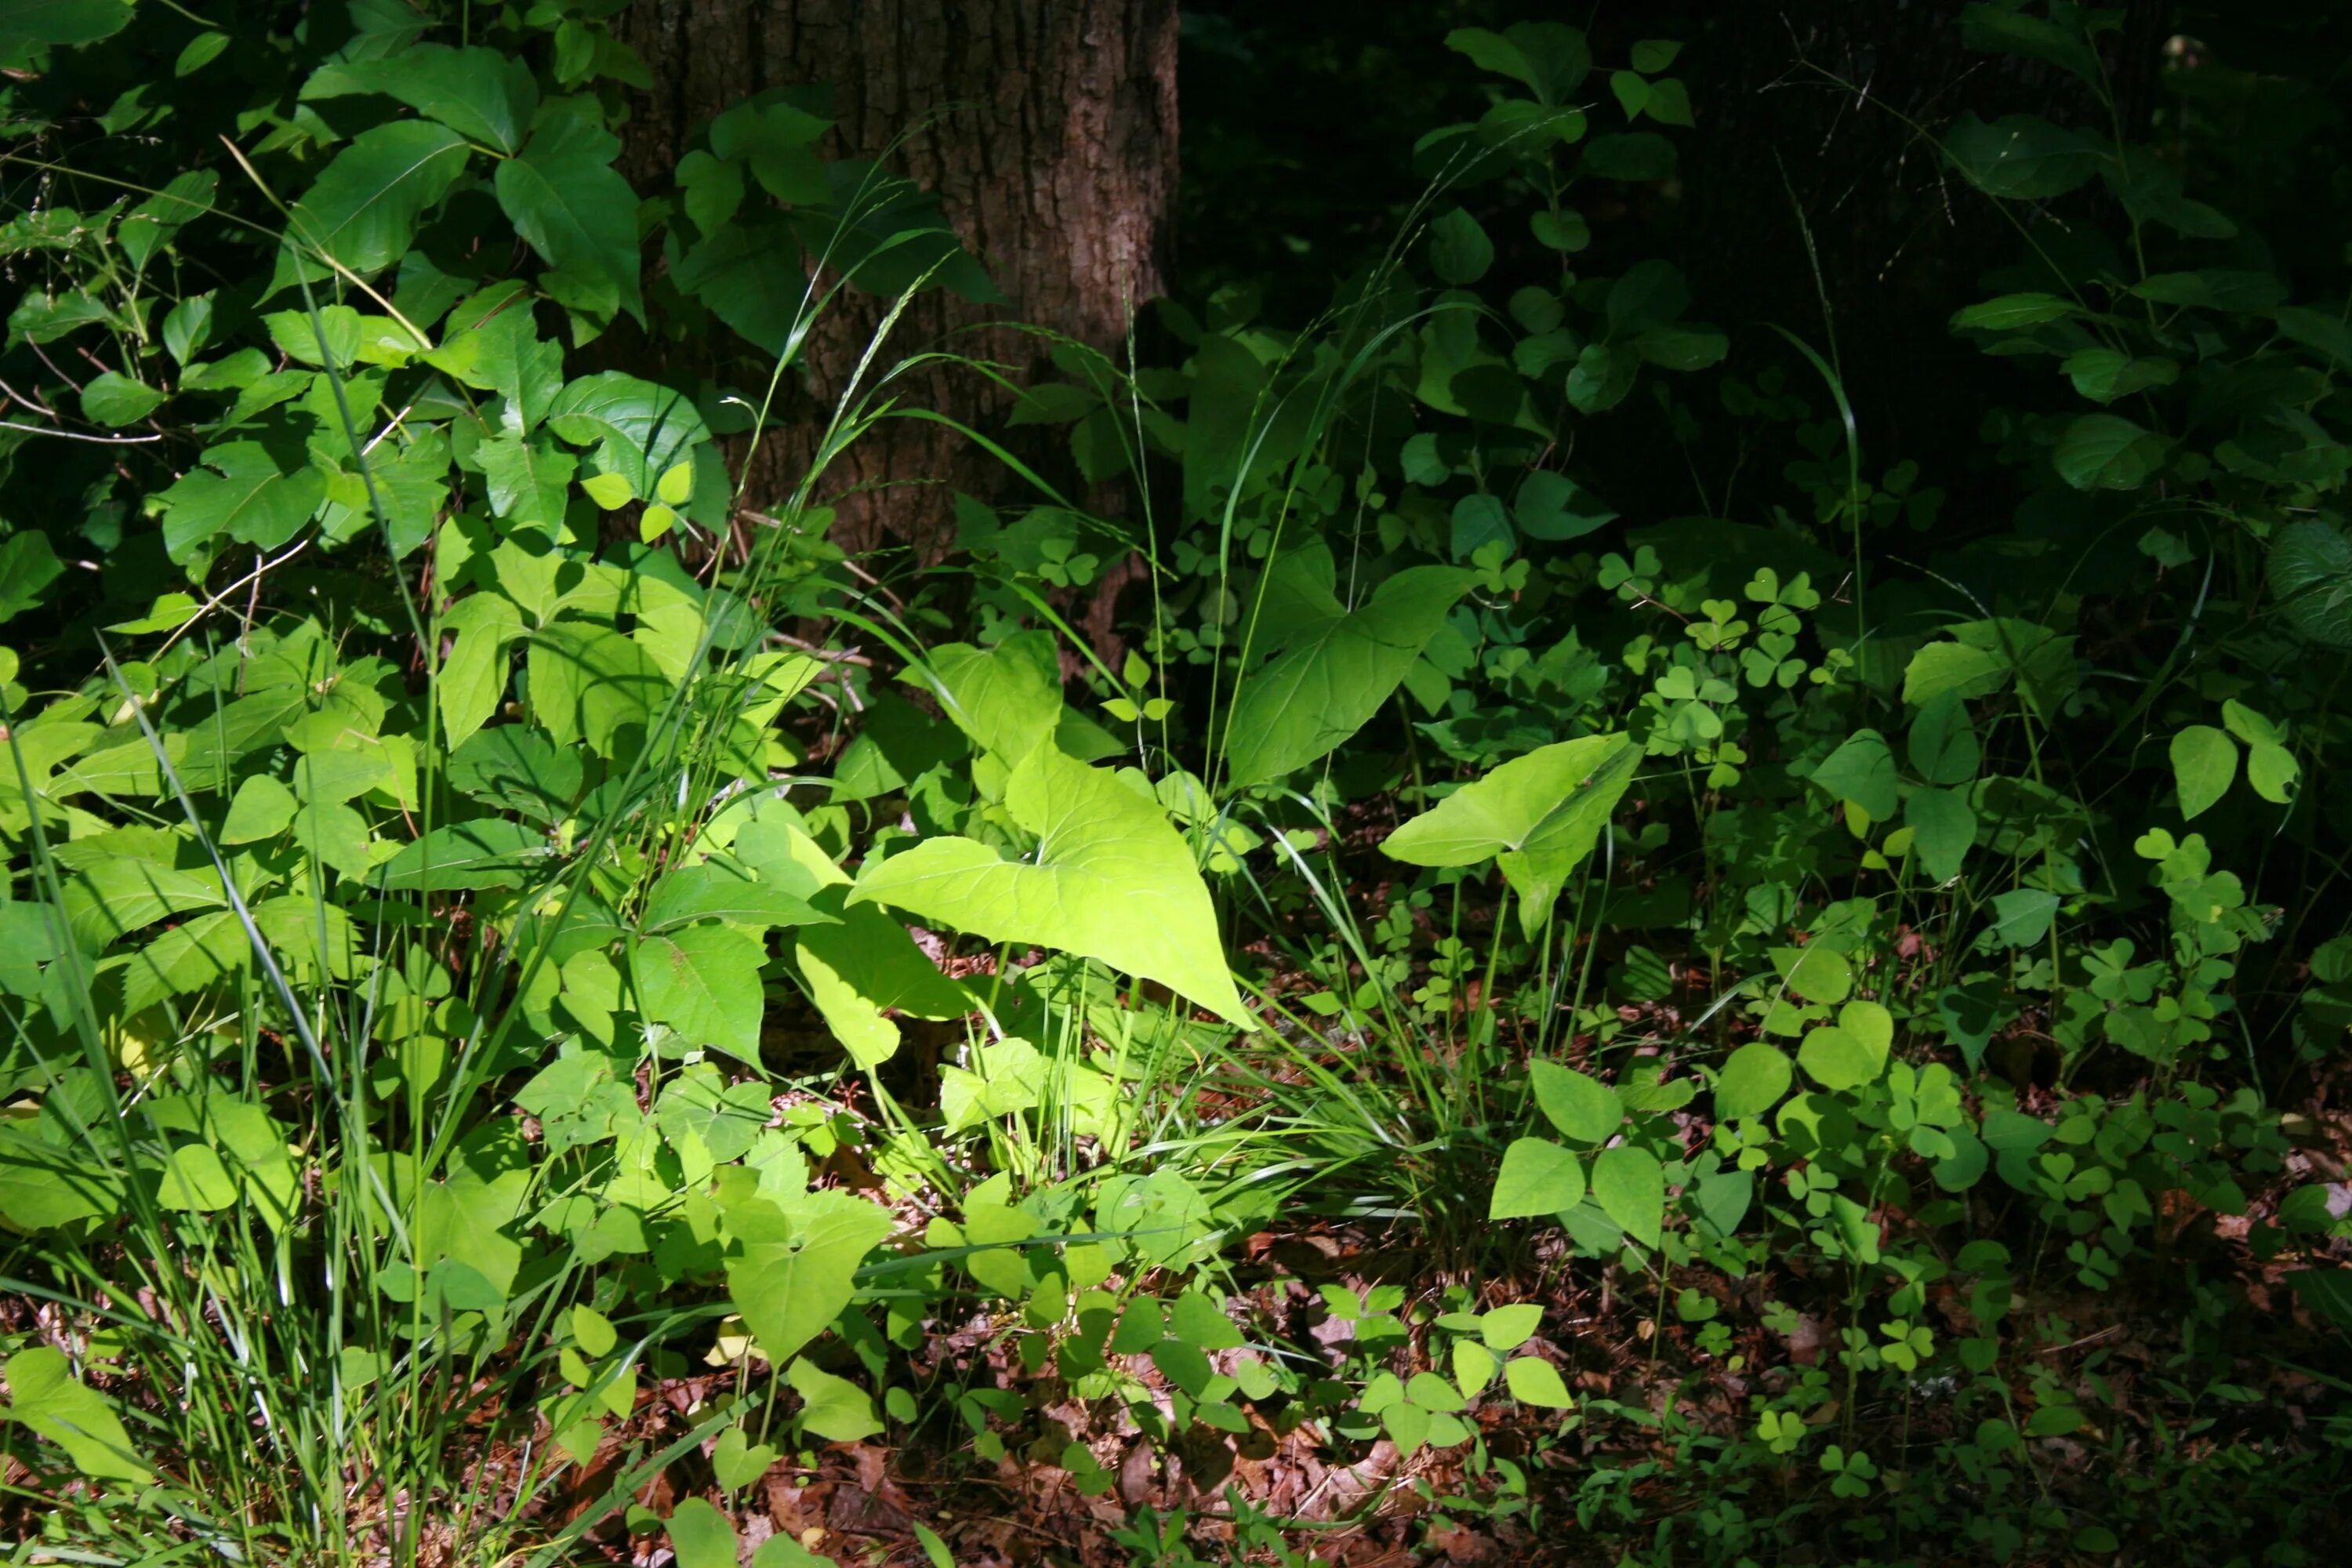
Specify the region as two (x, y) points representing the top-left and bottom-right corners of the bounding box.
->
(615, 0), (1178, 557)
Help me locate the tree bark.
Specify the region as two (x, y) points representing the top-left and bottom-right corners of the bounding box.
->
(615, 0), (1179, 557)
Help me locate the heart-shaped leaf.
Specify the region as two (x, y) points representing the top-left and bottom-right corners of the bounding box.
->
(852, 744), (1250, 1025)
(1384, 732), (1637, 932)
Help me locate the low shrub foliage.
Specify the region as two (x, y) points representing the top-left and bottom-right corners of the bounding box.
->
(0, 4), (2347, 1566)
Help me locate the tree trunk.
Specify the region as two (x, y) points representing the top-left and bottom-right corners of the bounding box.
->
(615, 0), (1179, 558)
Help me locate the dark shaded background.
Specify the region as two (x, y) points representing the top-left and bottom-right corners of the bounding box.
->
(1174, 1), (2352, 519)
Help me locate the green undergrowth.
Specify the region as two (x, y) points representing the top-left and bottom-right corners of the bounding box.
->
(0, 4), (2349, 1567)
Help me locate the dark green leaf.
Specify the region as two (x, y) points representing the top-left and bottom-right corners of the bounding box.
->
(2053, 414), (2163, 492)
(158, 443), (328, 564)
(1807, 729), (1897, 822)
(495, 116), (644, 321)
(1428, 209), (1494, 285)
(1444, 23), (1592, 104)
(545, 372), (711, 495)
(2267, 521), (2352, 649)
(302, 44), (539, 155)
(1944, 113), (2098, 199)
(375, 819), (554, 891)
(0, 531), (64, 622)
(1225, 557), (1476, 786)
(275, 122), (470, 288)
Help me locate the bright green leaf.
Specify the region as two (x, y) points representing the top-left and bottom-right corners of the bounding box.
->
(1712, 1041), (1793, 1120)
(721, 1188), (893, 1368)
(631, 924), (767, 1058)
(1798, 1000), (1894, 1091)
(851, 744), (1250, 1027)
(1504, 1354), (1575, 1409)
(788, 1356), (883, 1443)
(275, 121), (470, 287)
(1382, 732), (1637, 932)
(0, 1346), (150, 1481)
(1528, 1058), (1623, 1142)
(1490, 1137), (1585, 1219)
(2169, 724), (2236, 820)
(664, 1499), (738, 1568)
(1591, 1144), (1664, 1248)
(79, 371), (162, 426)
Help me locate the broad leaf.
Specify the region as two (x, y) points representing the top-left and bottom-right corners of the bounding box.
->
(1902, 641), (2011, 706)
(1990, 887), (2060, 948)
(2169, 725), (2237, 821)
(0, 531), (63, 622)
(1944, 112), (2098, 199)
(528, 622), (671, 754)
(0, 0), (133, 51)
(1444, 23), (1592, 104)
(851, 744), (1250, 1026)
(788, 1356), (883, 1443)
(1798, 1000), (1894, 1091)
(425, 303), (564, 433)
(64, 859), (226, 950)
(218, 775), (296, 845)
(2054, 413), (2163, 492)
(630, 924), (766, 1058)
(722, 1188), (894, 1366)
(2267, 521), (2352, 649)
(302, 43), (539, 155)
(159, 442), (328, 564)
(1528, 1059), (1622, 1143)
(1907, 695), (1980, 785)
(495, 117), (644, 321)
(0, 1346), (151, 1483)
(1712, 1042), (1793, 1120)
(1503, 1354), (1574, 1409)
(1225, 554), (1476, 787)
(1949, 292), (2078, 332)
(436, 593), (524, 750)
(916, 631), (1063, 761)
(1904, 787), (1976, 883)
(642, 864), (834, 933)
(797, 902), (975, 1069)
(477, 432), (575, 534)
(1591, 1145), (1664, 1248)
(672, 217), (807, 354)
(275, 121), (470, 287)
(80, 371), (162, 426)
(665, 1500), (739, 1568)
(375, 819), (553, 891)
(1806, 729), (1896, 822)
(1382, 732), (1636, 932)
(1491, 1136), (1585, 1219)
(545, 372), (710, 494)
